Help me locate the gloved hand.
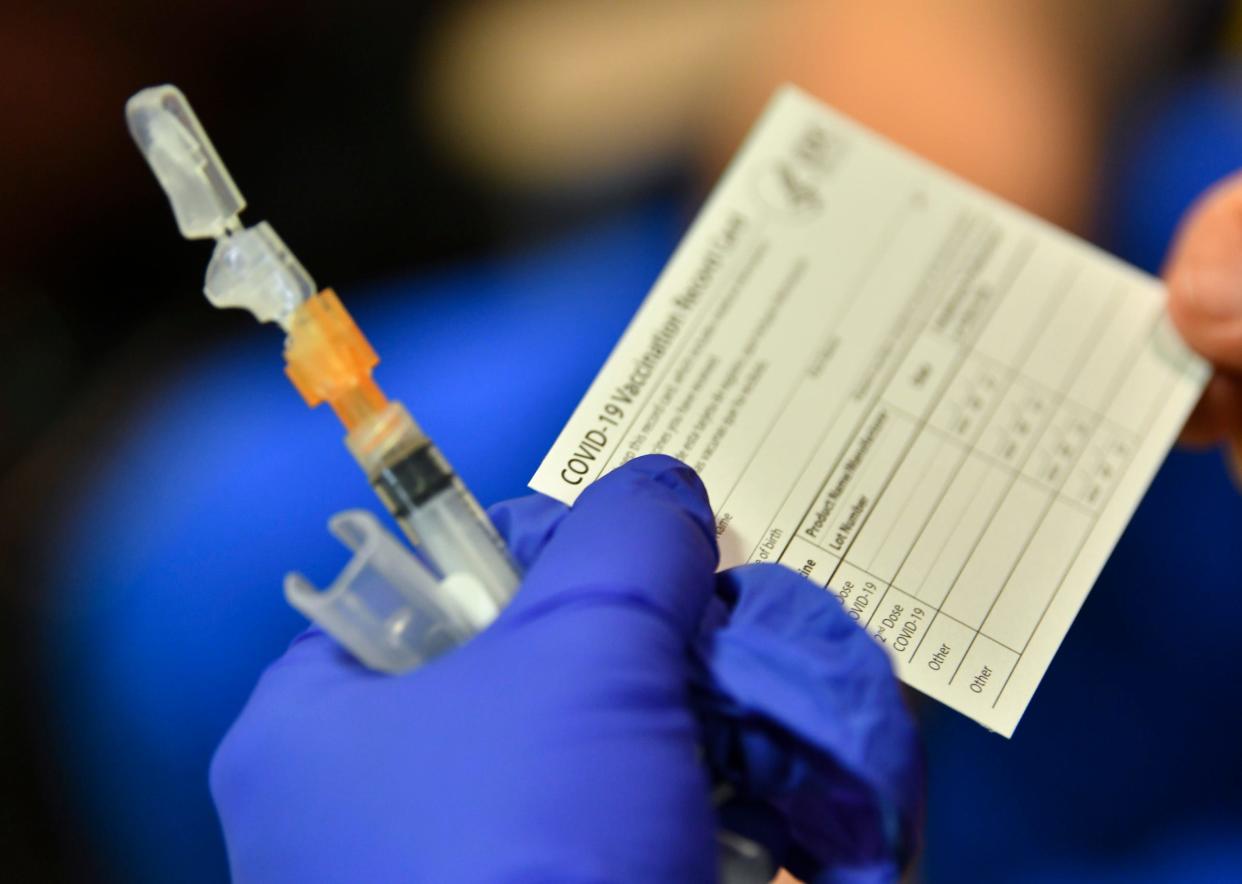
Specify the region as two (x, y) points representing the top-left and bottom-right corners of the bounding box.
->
(210, 455), (920, 882)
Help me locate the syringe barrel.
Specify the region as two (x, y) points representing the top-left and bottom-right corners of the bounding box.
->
(394, 474), (520, 605)
(347, 402), (520, 605)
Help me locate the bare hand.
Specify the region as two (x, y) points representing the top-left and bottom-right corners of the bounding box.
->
(1164, 171), (1242, 483)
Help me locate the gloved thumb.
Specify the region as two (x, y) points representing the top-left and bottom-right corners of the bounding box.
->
(505, 454), (720, 638)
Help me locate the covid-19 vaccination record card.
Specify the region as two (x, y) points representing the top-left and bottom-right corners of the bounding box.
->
(530, 86), (1209, 736)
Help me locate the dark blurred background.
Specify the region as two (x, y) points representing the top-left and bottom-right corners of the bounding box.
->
(3, 1), (1242, 881)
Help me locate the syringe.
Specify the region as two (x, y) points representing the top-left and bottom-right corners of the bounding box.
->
(127, 86), (775, 883)
(125, 85), (520, 605)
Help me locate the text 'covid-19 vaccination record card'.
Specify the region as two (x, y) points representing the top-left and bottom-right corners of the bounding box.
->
(530, 86), (1208, 736)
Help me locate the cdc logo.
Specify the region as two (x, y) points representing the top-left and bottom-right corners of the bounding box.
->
(756, 123), (842, 221)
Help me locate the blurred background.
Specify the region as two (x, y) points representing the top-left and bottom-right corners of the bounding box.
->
(3, 1), (1242, 881)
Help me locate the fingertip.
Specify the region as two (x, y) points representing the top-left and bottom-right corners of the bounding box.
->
(1164, 173), (1242, 370)
(1166, 266), (1242, 367)
(510, 456), (719, 633)
(579, 455), (717, 551)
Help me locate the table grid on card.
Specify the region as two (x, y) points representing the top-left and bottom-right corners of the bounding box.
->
(773, 240), (1173, 723)
(533, 87), (1210, 736)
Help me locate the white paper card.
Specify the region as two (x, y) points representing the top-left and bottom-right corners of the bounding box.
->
(530, 86), (1208, 736)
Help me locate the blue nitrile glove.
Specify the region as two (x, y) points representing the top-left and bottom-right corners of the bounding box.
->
(210, 455), (921, 882)
(696, 565), (923, 882)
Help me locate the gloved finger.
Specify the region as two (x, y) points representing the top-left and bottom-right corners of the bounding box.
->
(696, 563), (922, 883)
(1165, 170), (1242, 373)
(487, 493), (570, 570)
(510, 454), (719, 637)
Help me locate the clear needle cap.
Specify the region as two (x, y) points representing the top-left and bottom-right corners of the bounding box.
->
(126, 84), (245, 240)
(126, 84), (315, 327)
